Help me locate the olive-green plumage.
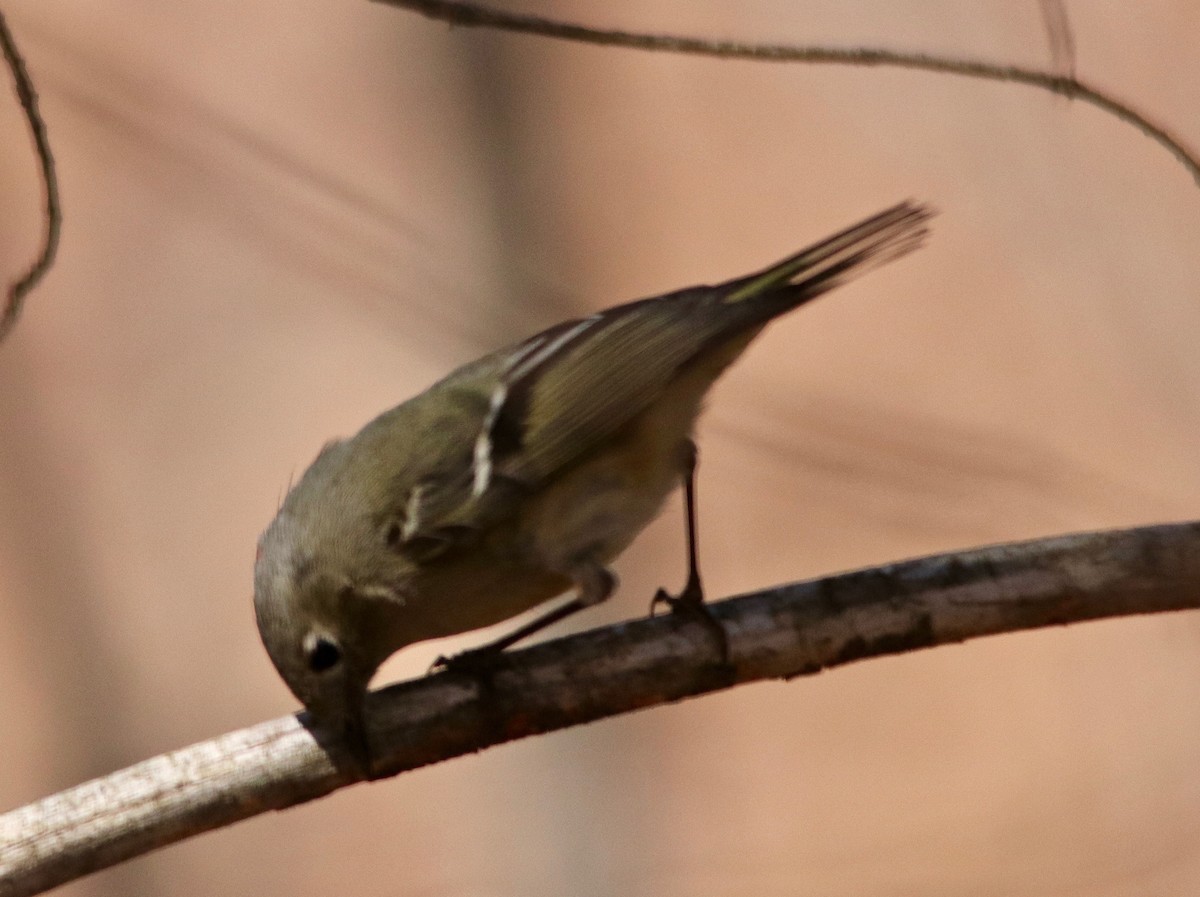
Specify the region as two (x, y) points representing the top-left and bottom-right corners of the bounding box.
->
(254, 201), (931, 768)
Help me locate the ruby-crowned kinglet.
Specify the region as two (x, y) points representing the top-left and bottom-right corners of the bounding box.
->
(254, 201), (932, 770)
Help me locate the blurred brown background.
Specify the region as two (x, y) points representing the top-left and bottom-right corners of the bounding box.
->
(3, 1), (1200, 894)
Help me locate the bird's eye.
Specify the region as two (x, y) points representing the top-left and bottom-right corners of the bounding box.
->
(306, 636), (342, 673)
(384, 521), (402, 549)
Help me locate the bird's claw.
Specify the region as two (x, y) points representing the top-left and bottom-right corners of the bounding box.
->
(430, 645), (512, 681)
(649, 585), (730, 664)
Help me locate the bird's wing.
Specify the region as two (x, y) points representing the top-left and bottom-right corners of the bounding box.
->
(371, 294), (716, 559)
(484, 201), (931, 489)
(396, 201), (931, 544)
(485, 292), (724, 486)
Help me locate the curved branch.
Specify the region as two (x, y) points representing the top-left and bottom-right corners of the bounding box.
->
(3, 521), (1200, 896)
(0, 9), (60, 345)
(375, 0), (1200, 189)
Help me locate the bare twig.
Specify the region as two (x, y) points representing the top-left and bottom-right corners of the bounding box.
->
(3, 521), (1199, 897)
(375, 0), (1200, 189)
(0, 9), (60, 344)
(1039, 0), (1076, 79)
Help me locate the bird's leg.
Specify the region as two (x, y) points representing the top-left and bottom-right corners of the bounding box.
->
(650, 439), (730, 662)
(433, 564), (616, 675)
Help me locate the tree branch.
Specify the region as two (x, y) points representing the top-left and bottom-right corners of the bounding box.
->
(375, 0), (1200, 190)
(0, 9), (60, 345)
(3, 521), (1200, 896)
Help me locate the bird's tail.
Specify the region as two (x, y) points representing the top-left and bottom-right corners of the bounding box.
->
(720, 201), (933, 314)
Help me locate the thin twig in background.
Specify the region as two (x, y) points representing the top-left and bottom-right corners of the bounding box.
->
(1039, 0), (1077, 79)
(0, 9), (60, 345)
(375, 0), (1200, 189)
(3, 520), (1200, 897)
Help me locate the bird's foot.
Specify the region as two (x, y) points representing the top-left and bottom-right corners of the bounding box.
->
(430, 644), (513, 684)
(650, 582), (730, 664)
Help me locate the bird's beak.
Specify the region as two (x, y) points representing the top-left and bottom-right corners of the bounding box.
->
(304, 687), (374, 780)
(338, 688), (374, 780)
(343, 706), (374, 778)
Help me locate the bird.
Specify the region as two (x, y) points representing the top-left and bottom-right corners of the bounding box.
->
(253, 200), (932, 773)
